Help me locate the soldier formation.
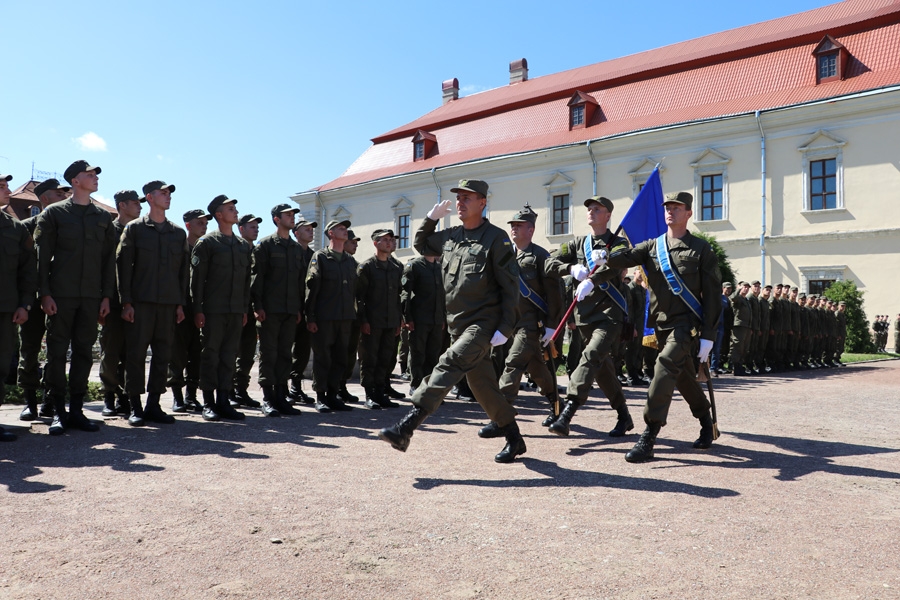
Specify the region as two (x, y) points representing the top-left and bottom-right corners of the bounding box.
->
(0, 165), (863, 463)
(871, 315), (894, 353)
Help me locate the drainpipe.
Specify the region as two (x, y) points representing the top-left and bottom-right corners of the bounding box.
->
(314, 190), (326, 249)
(586, 140), (598, 195)
(430, 167), (442, 228)
(755, 110), (767, 286)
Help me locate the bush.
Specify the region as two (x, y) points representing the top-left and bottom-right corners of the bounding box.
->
(824, 280), (875, 353)
(694, 231), (735, 286)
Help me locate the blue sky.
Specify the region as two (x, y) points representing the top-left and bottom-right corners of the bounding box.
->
(2, 0), (827, 231)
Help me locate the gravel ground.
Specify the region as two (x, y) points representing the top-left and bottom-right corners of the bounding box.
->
(1, 360), (899, 600)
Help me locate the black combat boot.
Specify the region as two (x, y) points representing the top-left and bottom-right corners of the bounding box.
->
(494, 421), (527, 464)
(337, 383), (359, 403)
(313, 392), (332, 413)
(288, 379), (314, 404)
(542, 392), (560, 427)
(201, 389), (221, 422)
(19, 389), (38, 421)
(143, 393), (176, 424)
(232, 384), (261, 409)
(374, 386), (399, 408)
(259, 386), (281, 417)
(273, 385), (301, 415)
(66, 393), (99, 432)
(478, 421), (504, 438)
(693, 412), (714, 449)
(101, 391), (118, 417)
(216, 390), (245, 420)
(171, 387), (187, 413)
(47, 395), (68, 436)
(0, 425), (17, 442)
(364, 387), (382, 410)
(548, 399), (579, 437)
(38, 391), (56, 418)
(609, 406), (635, 437)
(383, 383), (406, 401)
(115, 392), (131, 415)
(378, 406), (428, 452)
(185, 385), (202, 412)
(325, 389), (353, 412)
(128, 394), (145, 427)
(625, 423), (662, 463)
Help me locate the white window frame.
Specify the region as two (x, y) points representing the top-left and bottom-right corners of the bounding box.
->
(799, 129), (846, 212)
(392, 196), (414, 250)
(799, 265), (847, 294)
(690, 148), (731, 222)
(543, 171), (575, 242)
(628, 158), (664, 200)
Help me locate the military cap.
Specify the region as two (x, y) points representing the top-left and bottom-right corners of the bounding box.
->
(324, 219), (351, 232)
(293, 219), (318, 230)
(764, 284), (773, 290)
(751, 280), (761, 286)
(183, 208), (211, 222)
(347, 229), (361, 241)
(739, 281), (749, 287)
(113, 190), (141, 205)
(0, 174), (11, 182)
(809, 294), (818, 300)
(239, 214), (263, 225)
(775, 283), (783, 288)
(509, 204), (538, 224)
(208, 194), (237, 215)
(791, 286), (799, 292)
(142, 180), (176, 196)
(583, 196), (614, 212)
(63, 160), (101, 184)
(722, 282), (734, 289)
(371, 228), (395, 240)
(34, 178), (71, 196)
(663, 191), (693, 210)
(450, 179), (489, 197)
(799, 293), (807, 299)
(839, 301), (847, 306)
(271, 202), (300, 217)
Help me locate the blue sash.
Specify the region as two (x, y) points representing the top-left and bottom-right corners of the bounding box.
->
(655, 233), (703, 321)
(518, 275), (550, 315)
(583, 235), (628, 314)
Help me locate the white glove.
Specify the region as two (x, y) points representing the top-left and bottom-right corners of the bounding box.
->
(698, 339), (714, 364)
(490, 330), (508, 347)
(575, 279), (594, 302)
(569, 264), (589, 281)
(541, 327), (554, 347)
(591, 248), (608, 266)
(427, 199), (453, 221)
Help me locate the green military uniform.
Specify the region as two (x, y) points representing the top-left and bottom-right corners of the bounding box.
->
(117, 207), (188, 424)
(289, 242), (315, 399)
(625, 278), (647, 385)
(168, 218), (204, 411)
(99, 216), (128, 405)
(787, 290), (801, 368)
(747, 288), (760, 370)
(0, 211), (38, 407)
(766, 290), (782, 370)
(798, 295), (811, 367)
(729, 288), (751, 375)
(34, 192), (117, 431)
(756, 292), (770, 371)
(251, 228), (303, 413)
(401, 255), (445, 390)
(892, 315), (899, 354)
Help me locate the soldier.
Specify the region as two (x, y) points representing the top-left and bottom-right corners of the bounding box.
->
(379, 179), (525, 463)
(893, 314), (899, 354)
(288, 218), (317, 404)
(625, 267), (648, 386)
(231, 213), (263, 410)
(168, 209), (208, 413)
(712, 282), (732, 375)
(382, 236), (408, 402)
(250, 204), (305, 417)
(305, 219), (357, 412)
(785, 286), (801, 369)
(356, 229), (404, 409)
(606, 191), (722, 462)
(834, 301), (847, 364)
(339, 229), (362, 404)
(729, 282), (752, 375)
(98, 190), (142, 418)
(35, 160), (117, 435)
(0, 174), (37, 442)
(757, 284), (772, 372)
(191, 195), (251, 421)
(401, 251), (445, 393)
(766, 284), (782, 372)
(747, 280), (761, 373)
(481, 205), (562, 433)
(117, 180), (188, 426)
(547, 196), (633, 438)
(17, 178), (70, 421)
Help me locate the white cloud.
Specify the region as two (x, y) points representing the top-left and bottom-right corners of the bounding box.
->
(73, 131), (108, 152)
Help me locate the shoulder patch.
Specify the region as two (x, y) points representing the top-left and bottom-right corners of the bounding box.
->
(498, 250), (514, 268)
(191, 254), (200, 266)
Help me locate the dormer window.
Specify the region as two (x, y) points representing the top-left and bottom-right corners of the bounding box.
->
(567, 91), (599, 131)
(812, 35), (848, 84)
(412, 130), (437, 162)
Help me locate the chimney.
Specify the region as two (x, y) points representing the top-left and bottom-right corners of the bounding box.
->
(509, 58), (528, 84)
(442, 78), (459, 104)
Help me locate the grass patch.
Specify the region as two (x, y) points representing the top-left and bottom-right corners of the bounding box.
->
(840, 352), (899, 364)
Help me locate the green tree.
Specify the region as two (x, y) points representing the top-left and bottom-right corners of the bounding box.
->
(824, 280), (875, 353)
(694, 232), (736, 287)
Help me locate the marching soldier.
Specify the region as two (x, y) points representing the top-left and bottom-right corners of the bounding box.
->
(117, 180), (188, 426)
(191, 195), (252, 421)
(787, 286), (801, 369)
(401, 252), (445, 393)
(35, 160), (117, 435)
(231, 213), (263, 410)
(17, 178), (70, 421)
(605, 192), (722, 462)
(288, 218), (317, 404)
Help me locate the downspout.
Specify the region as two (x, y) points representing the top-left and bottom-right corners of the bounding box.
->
(430, 167), (442, 228)
(755, 110), (767, 286)
(586, 140), (598, 195)
(314, 190), (326, 249)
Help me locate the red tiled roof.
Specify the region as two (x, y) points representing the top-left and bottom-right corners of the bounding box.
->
(315, 0), (900, 193)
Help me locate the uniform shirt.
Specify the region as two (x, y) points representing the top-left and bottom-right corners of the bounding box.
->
(730, 291), (752, 327)
(357, 255), (402, 329)
(304, 248), (357, 323)
(298, 245), (314, 321)
(758, 295), (771, 334)
(799, 304), (811, 337)
(551, 231), (629, 327)
(116, 215), (189, 306)
(414, 217), (518, 338)
(749, 292), (760, 331)
(0, 211), (37, 312)
(789, 300), (801, 335)
(513, 242), (563, 332)
(251, 233), (303, 315)
(401, 255), (445, 327)
(34, 198), (117, 300)
(108, 219), (128, 310)
(607, 231), (722, 341)
(768, 295), (782, 332)
(190, 230), (251, 314)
